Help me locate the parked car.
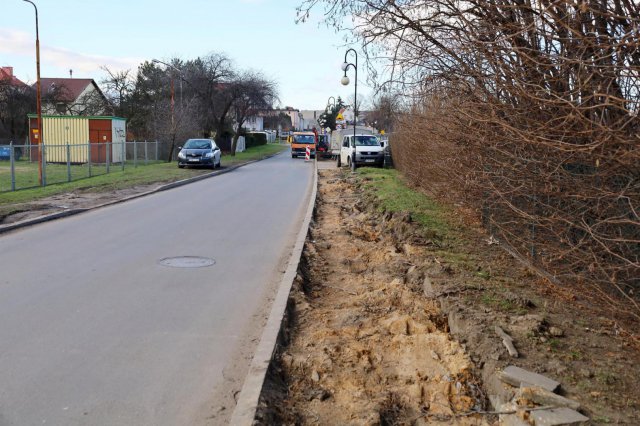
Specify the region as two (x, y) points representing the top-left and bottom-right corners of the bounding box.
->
(338, 134), (384, 168)
(177, 139), (221, 169)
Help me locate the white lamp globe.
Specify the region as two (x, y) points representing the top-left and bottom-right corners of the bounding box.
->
(341, 75), (350, 86)
(341, 62), (348, 71)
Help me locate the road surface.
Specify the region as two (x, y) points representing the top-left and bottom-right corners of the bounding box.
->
(0, 152), (313, 425)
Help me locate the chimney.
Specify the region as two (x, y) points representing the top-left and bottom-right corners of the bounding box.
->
(69, 69), (73, 78)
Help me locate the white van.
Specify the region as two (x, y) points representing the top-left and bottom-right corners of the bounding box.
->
(330, 126), (374, 158)
(338, 134), (385, 168)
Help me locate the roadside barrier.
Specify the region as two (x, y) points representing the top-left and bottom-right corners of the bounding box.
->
(305, 146), (310, 161)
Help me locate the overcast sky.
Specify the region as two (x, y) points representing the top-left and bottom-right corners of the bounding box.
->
(1, 0), (372, 110)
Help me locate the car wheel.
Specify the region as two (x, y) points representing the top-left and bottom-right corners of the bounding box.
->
(178, 164), (185, 169)
(216, 158), (221, 169)
(337, 155), (341, 167)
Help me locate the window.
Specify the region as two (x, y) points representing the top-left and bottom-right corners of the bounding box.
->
(294, 135), (315, 143)
(354, 136), (380, 146)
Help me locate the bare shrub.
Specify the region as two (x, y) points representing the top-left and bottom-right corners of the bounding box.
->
(302, 0), (640, 324)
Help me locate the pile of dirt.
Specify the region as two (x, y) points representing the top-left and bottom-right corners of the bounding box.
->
(257, 168), (640, 425)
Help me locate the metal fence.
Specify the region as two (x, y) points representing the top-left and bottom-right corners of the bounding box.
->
(0, 141), (160, 192)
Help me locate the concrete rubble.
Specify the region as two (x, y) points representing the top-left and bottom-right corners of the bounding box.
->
(497, 365), (589, 425)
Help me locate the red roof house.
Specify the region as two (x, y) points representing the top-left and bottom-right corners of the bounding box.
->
(37, 77), (111, 116)
(0, 67), (28, 87)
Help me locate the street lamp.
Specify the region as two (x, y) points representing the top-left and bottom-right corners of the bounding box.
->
(324, 96), (337, 161)
(341, 48), (358, 171)
(152, 58), (183, 109)
(326, 96), (336, 112)
(23, 0), (43, 185)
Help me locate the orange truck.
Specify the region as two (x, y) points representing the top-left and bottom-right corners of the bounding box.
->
(290, 131), (316, 159)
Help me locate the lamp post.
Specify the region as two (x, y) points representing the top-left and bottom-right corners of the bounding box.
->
(325, 96), (337, 161)
(326, 96), (336, 113)
(341, 49), (357, 171)
(23, 0), (43, 185)
(152, 59), (183, 111)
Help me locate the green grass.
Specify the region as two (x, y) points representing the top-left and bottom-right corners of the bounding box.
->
(355, 167), (476, 270)
(0, 160), (167, 192)
(0, 144), (287, 211)
(479, 291), (527, 314)
(356, 168), (452, 240)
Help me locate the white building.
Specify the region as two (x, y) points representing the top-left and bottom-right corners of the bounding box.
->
(299, 110), (325, 130)
(243, 115), (264, 131)
(281, 107), (303, 130)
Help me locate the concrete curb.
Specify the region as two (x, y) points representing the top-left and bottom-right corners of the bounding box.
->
(229, 159), (318, 426)
(0, 153), (281, 236)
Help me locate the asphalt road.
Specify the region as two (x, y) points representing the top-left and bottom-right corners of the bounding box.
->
(0, 152), (314, 425)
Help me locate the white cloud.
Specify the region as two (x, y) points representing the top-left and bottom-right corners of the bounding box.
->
(0, 29), (32, 55)
(0, 28), (142, 78)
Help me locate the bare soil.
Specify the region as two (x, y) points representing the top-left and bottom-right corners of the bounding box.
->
(0, 182), (167, 226)
(257, 168), (640, 425)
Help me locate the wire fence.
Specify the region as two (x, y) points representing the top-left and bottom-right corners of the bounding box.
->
(0, 141), (161, 192)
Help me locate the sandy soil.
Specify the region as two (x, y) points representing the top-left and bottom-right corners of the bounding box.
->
(258, 170), (489, 425)
(257, 168), (640, 425)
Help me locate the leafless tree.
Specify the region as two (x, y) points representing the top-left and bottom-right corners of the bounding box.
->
(300, 0), (640, 324)
(230, 72), (278, 155)
(100, 66), (134, 117)
(367, 92), (401, 132)
(183, 53), (234, 139)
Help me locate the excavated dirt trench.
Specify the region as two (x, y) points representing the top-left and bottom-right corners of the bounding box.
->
(256, 169), (489, 425)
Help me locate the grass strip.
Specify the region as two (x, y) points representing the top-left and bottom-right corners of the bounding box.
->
(357, 168), (453, 239)
(0, 144), (287, 208)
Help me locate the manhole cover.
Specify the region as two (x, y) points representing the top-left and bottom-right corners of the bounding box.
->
(158, 256), (216, 268)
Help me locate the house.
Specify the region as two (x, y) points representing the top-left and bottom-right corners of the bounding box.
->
(276, 107), (303, 131)
(0, 67), (28, 87)
(243, 115), (264, 131)
(37, 78), (111, 116)
(300, 110), (325, 130)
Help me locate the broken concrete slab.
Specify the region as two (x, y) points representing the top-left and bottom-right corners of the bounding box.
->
(502, 414), (530, 426)
(498, 365), (560, 392)
(518, 386), (580, 410)
(529, 407), (589, 425)
(495, 325), (519, 357)
(498, 401), (529, 426)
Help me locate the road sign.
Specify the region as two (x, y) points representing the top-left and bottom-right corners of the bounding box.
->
(336, 113), (344, 121)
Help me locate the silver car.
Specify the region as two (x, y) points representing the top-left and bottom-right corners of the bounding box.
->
(177, 139), (221, 169)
